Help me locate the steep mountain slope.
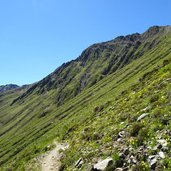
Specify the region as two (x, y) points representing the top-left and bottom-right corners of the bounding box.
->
(13, 26), (169, 106)
(0, 25), (171, 170)
(0, 84), (19, 93)
(62, 59), (171, 171)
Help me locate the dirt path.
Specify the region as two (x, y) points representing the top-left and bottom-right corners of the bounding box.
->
(40, 142), (68, 171)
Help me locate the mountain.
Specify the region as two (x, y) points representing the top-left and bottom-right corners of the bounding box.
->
(0, 25), (171, 171)
(0, 84), (19, 93)
(13, 26), (169, 106)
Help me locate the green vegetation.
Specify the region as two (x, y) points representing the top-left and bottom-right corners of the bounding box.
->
(62, 59), (171, 170)
(0, 26), (171, 170)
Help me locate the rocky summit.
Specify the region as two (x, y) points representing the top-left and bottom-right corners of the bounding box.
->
(0, 84), (19, 93)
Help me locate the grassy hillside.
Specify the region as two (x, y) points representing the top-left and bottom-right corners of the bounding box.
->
(62, 58), (171, 171)
(0, 26), (171, 170)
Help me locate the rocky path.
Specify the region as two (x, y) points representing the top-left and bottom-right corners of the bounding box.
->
(40, 142), (68, 171)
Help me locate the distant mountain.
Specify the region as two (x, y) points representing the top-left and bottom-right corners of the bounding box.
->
(0, 84), (19, 93)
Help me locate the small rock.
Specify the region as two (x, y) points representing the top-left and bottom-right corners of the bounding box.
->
(137, 113), (149, 121)
(141, 106), (150, 112)
(166, 78), (171, 82)
(127, 159), (131, 164)
(157, 139), (167, 147)
(117, 138), (122, 142)
(148, 155), (158, 169)
(150, 158), (157, 169)
(93, 158), (113, 171)
(117, 138), (125, 144)
(118, 131), (125, 138)
(75, 158), (83, 168)
(158, 151), (165, 159)
(115, 168), (123, 171)
(153, 143), (162, 150)
(130, 155), (137, 164)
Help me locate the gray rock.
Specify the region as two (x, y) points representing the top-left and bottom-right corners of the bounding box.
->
(141, 106), (150, 112)
(148, 155), (158, 169)
(150, 158), (157, 169)
(137, 113), (149, 121)
(157, 139), (167, 147)
(130, 155), (137, 164)
(118, 131), (125, 138)
(115, 168), (123, 171)
(93, 158), (113, 171)
(117, 138), (122, 142)
(158, 151), (165, 159)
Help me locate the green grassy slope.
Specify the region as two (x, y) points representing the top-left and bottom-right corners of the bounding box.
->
(62, 57), (171, 171)
(0, 26), (171, 170)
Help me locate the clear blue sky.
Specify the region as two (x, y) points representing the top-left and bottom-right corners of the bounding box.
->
(0, 0), (171, 85)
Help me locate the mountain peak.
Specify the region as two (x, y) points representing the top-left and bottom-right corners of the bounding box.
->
(142, 25), (171, 39)
(0, 84), (19, 93)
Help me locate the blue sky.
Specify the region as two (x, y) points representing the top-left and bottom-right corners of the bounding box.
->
(0, 0), (171, 85)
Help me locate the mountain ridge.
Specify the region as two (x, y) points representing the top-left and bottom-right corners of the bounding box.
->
(0, 84), (19, 93)
(12, 25), (171, 106)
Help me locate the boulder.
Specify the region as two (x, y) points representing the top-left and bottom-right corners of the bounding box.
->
(93, 158), (113, 171)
